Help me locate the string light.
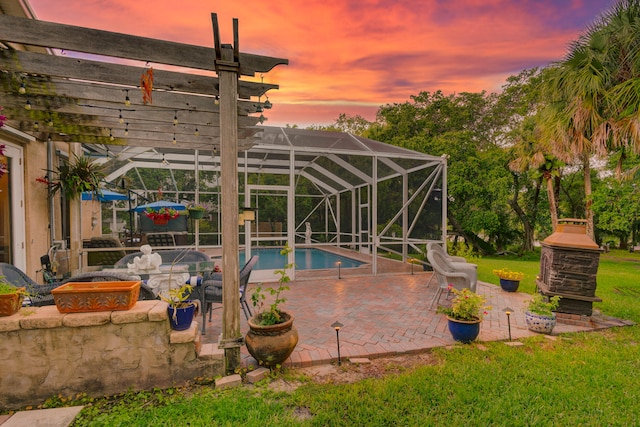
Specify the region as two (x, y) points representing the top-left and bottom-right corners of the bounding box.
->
(109, 128), (115, 141)
(161, 153), (169, 166)
(124, 89), (131, 106)
(119, 110), (124, 124)
(173, 111), (178, 126)
(24, 99), (31, 110)
(172, 133), (177, 145)
(124, 123), (129, 136)
(46, 114), (53, 127)
(214, 95), (220, 105)
(33, 121), (39, 131)
(18, 81), (26, 94)
(194, 127), (199, 136)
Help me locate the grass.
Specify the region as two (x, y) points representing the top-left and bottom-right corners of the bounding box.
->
(18, 250), (640, 425)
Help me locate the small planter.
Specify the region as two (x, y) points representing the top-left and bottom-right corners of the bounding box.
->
(245, 311), (299, 367)
(0, 288), (25, 317)
(167, 301), (198, 331)
(188, 209), (204, 220)
(525, 311), (556, 334)
(447, 316), (481, 343)
(52, 281), (140, 313)
(499, 278), (520, 292)
(153, 218), (169, 225)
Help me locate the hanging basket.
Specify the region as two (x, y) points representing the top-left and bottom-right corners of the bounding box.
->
(188, 209), (204, 220)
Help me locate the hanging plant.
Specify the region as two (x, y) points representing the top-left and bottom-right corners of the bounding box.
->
(44, 154), (105, 200)
(0, 107), (8, 180)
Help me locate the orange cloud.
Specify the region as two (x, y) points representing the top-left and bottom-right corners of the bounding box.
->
(29, 0), (617, 127)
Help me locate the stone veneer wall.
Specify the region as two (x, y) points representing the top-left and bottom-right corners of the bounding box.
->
(0, 300), (224, 409)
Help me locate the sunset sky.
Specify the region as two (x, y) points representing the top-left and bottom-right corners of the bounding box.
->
(28, 0), (617, 127)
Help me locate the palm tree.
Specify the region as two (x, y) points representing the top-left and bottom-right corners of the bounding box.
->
(542, 0), (640, 240)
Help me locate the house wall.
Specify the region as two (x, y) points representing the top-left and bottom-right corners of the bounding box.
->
(0, 300), (224, 409)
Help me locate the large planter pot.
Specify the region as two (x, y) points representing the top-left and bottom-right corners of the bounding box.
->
(499, 278), (520, 292)
(0, 288), (25, 317)
(245, 312), (299, 367)
(167, 301), (198, 331)
(447, 316), (481, 343)
(525, 311), (556, 334)
(52, 281), (140, 313)
(188, 209), (204, 219)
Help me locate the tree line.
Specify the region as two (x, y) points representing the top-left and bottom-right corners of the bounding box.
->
(311, 0), (640, 254)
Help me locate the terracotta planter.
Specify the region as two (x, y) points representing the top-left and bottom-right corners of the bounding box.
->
(0, 288), (25, 317)
(245, 312), (298, 367)
(525, 311), (556, 334)
(52, 281), (140, 313)
(447, 316), (481, 343)
(153, 218), (169, 225)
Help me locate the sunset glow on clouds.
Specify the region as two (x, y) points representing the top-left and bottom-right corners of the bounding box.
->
(29, 0), (617, 127)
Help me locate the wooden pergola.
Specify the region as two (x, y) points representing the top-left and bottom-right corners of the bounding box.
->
(0, 12), (287, 374)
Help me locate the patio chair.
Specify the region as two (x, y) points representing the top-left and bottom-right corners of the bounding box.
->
(425, 242), (477, 287)
(426, 250), (476, 309)
(87, 236), (127, 266)
(194, 255), (258, 334)
(0, 262), (60, 306)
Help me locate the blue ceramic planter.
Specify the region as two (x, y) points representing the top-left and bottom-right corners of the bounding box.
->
(167, 301), (197, 331)
(447, 317), (481, 343)
(499, 278), (520, 292)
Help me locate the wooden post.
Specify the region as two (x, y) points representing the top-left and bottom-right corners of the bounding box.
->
(214, 17), (242, 374)
(69, 142), (82, 273)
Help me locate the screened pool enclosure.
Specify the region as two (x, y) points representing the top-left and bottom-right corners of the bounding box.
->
(92, 126), (447, 276)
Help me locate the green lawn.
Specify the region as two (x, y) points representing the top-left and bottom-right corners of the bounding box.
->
(33, 251), (640, 425)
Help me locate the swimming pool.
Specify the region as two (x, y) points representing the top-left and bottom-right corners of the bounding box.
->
(240, 247), (365, 270)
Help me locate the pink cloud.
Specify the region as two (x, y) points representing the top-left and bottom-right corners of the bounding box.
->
(29, 0), (617, 127)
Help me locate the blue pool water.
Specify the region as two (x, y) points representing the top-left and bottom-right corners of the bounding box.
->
(240, 247), (364, 270)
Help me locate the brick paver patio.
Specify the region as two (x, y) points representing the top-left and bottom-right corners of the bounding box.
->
(199, 271), (632, 368)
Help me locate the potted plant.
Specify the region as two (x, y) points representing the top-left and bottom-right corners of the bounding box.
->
(144, 207), (179, 225)
(493, 268), (525, 292)
(187, 203), (207, 220)
(437, 285), (491, 343)
(245, 244), (298, 368)
(39, 153), (105, 200)
(525, 293), (561, 334)
(159, 283), (199, 331)
(0, 277), (26, 317)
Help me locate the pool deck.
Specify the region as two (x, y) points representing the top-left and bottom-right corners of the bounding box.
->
(199, 268), (633, 368)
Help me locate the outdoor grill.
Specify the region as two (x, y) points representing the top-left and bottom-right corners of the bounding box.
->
(536, 219), (602, 316)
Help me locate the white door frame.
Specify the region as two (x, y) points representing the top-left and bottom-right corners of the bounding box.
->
(1, 141), (26, 270)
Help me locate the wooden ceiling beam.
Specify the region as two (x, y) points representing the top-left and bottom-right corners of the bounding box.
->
(0, 14), (288, 76)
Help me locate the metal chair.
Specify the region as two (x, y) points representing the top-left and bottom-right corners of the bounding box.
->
(194, 255), (258, 334)
(0, 263), (60, 306)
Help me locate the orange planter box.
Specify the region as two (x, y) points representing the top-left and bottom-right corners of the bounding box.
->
(52, 281), (141, 313)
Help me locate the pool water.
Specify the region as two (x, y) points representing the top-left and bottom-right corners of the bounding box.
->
(240, 247), (364, 270)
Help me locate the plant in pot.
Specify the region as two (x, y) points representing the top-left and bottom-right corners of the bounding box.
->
(144, 207), (179, 225)
(0, 277), (27, 317)
(187, 203), (207, 220)
(493, 268), (525, 292)
(525, 293), (561, 334)
(245, 244), (298, 368)
(41, 153), (105, 200)
(159, 283), (199, 331)
(437, 285), (491, 343)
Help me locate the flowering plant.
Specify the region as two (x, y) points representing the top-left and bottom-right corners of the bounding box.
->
(437, 286), (491, 321)
(0, 144), (7, 180)
(526, 293), (560, 316)
(144, 207), (179, 221)
(188, 202), (208, 211)
(493, 268), (525, 281)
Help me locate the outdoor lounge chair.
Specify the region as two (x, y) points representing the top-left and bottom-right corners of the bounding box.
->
(0, 263), (60, 306)
(426, 250), (476, 309)
(425, 242), (478, 287)
(193, 255), (258, 334)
